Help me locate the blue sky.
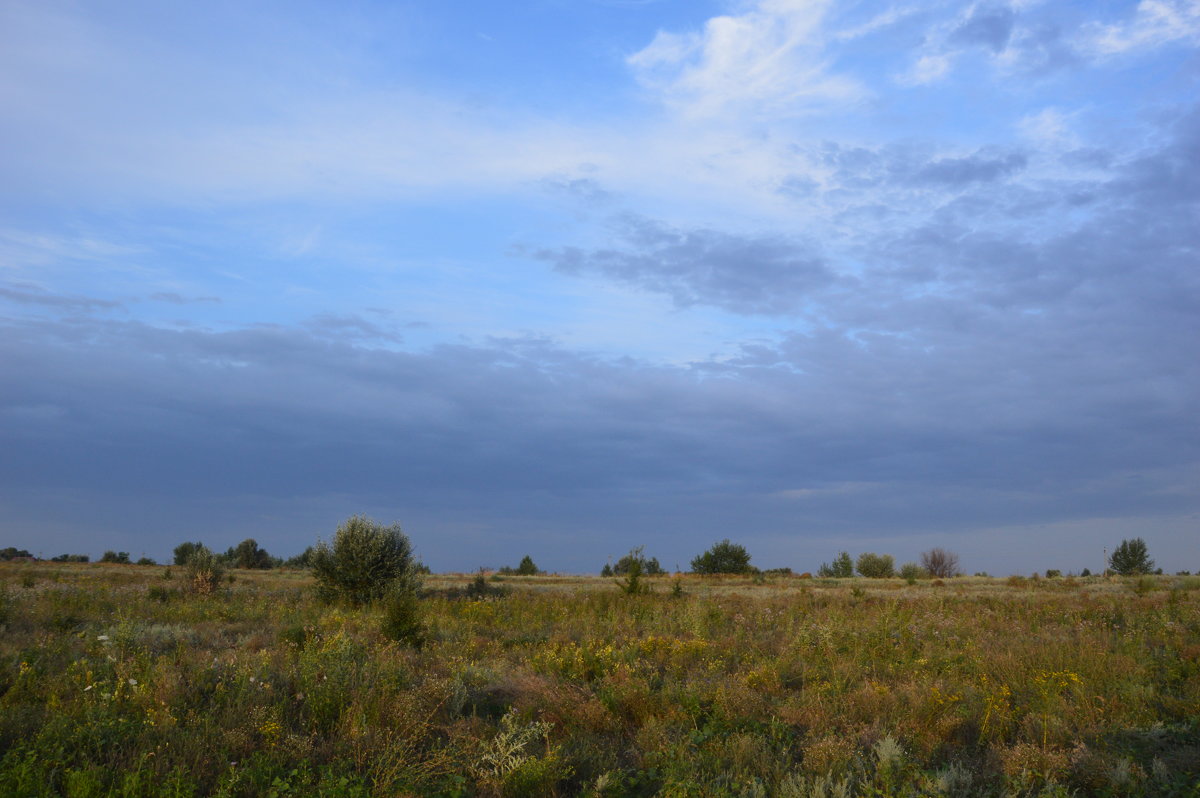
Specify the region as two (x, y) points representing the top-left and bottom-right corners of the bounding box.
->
(2, 0), (1197, 573)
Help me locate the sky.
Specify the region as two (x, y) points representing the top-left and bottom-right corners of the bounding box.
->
(1, 0), (1197, 574)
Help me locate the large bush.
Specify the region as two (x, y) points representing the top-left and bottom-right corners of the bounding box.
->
(1110, 538), (1154, 576)
(310, 516), (419, 606)
(691, 539), (753, 575)
(856, 552), (895, 578)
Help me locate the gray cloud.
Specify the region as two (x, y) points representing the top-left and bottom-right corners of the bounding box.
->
(910, 151), (1027, 186)
(149, 292), (221, 305)
(527, 215), (834, 315)
(0, 282), (123, 311)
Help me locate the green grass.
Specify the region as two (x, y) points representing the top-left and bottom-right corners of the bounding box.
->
(0, 563), (1197, 796)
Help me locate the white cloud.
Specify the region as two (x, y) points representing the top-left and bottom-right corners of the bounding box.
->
(1084, 0), (1200, 55)
(832, 6), (916, 41)
(896, 53), (955, 85)
(626, 0), (863, 118)
(1016, 107), (1079, 148)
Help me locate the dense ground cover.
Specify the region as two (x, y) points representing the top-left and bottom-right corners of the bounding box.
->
(0, 564), (1197, 796)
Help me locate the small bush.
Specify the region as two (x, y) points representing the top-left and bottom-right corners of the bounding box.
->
(1045, 569), (1062, 578)
(380, 585), (425, 646)
(100, 551), (130, 564)
(899, 562), (927, 583)
(310, 515), (419, 606)
(184, 545), (224, 595)
(615, 548), (651, 595)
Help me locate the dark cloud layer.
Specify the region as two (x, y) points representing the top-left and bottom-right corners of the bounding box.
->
(529, 215), (833, 315)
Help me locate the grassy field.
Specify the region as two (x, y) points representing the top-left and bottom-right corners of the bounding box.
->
(0, 563), (1197, 796)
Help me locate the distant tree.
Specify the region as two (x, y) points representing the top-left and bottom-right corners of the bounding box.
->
(136, 557), (156, 566)
(1110, 538), (1154, 576)
(100, 551), (131, 564)
(856, 552), (895, 579)
(0, 547), (34, 561)
(51, 553), (89, 563)
(173, 541), (204, 567)
(817, 551), (854, 578)
(1044, 569), (1062, 579)
(1080, 567), (1091, 577)
(515, 555), (540, 576)
(691, 539), (752, 575)
(230, 538), (272, 570)
(600, 563), (614, 577)
(920, 548), (959, 578)
(899, 562), (927, 582)
(284, 546), (314, 569)
(612, 547), (664, 576)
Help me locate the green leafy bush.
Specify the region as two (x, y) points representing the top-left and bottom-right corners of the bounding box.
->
(899, 562), (927, 583)
(310, 515), (419, 606)
(691, 539), (753, 575)
(184, 545), (224, 595)
(380, 584), (425, 646)
(856, 552), (895, 578)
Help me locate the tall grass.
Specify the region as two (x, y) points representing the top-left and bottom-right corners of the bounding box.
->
(0, 564), (1196, 796)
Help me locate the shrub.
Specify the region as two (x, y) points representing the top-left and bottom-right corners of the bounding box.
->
(310, 515), (419, 606)
(690, 539), (753, 574)
(380, 584), (425, 646)
(516, 555), (539, 576)
(1110, 538), (1154, 575)
(920, 548), (959, 578)
(856, 552), (894, 578)
(184, 545), (224, 595)
(50, 553), (89, 563)
(817, 551), (854, 578)
(899, 562), (927, 583)
(136, 557), (156, 566)
(1080, 567), (1091, 577)
(99, 551), (130, 564)
(0, 547), (33, 560)
(615, 547), (651, 595)
(1045, 569), (1062, 579)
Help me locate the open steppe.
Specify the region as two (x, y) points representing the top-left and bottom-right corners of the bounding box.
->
(1, 563), (1197, 796)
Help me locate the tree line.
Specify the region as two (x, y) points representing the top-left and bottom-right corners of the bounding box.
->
(4, 534), (1174, 578)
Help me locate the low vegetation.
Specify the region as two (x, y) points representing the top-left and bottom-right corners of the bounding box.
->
(0, 561), (1197, 796)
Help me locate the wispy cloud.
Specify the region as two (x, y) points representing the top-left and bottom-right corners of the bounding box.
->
(1083, 0), (1200, 55)
(627, 0), (863, 118)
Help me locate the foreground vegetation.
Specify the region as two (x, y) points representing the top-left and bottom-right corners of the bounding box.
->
(1, 564), (1197, 796)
